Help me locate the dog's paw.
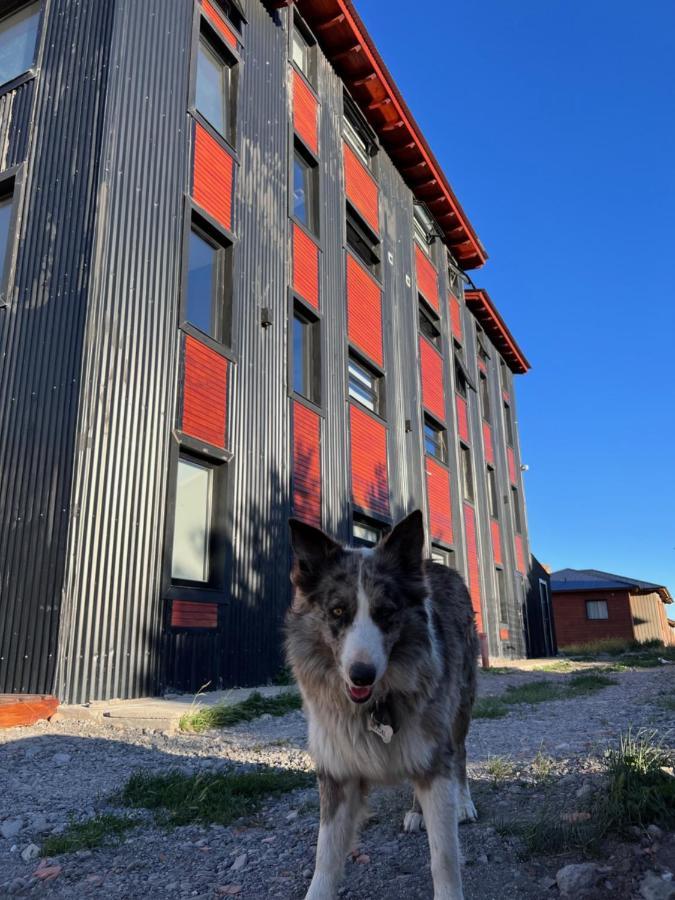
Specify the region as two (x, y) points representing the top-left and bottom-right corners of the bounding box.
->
(457, 796), (478, 824)
(402, 810), (425, 832)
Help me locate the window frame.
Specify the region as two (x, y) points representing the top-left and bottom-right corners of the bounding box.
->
(343, 91), (378, 171)
(431, 545), (455, 568)
(0, 169), (23, 308)
(351, 515), (385, 549)
(586, 599), (609, 620)
(413, 203), (436, 256)
(192, 15), (240, 153)
(291, 139), (319, 238)
(0, 1), (42, 95)
(180, 207), (234, 356)
(487, 465), (499, 519)
(290, 297), (321, 409)
(504, 400), (515, 447)
(291, 14), (317, 87)
(454, 347), (476, 398)
(347, 351), (385, 419)
(496, 566), (508, 627)
(479, 372), (491, 422)
(418, 299), (442, 350)
(511, 486), (522, 534)
(346, 204), (380, 277)
(423, 414), (448, 464)
(460, 443), (474, 504)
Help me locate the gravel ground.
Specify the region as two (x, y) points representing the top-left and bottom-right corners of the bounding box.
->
(0, 666), (673, 899)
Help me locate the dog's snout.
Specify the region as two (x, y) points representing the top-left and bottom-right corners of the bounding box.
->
(349, 661), (376, 686)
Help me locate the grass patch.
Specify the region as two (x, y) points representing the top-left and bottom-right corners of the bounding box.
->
(480, 666), (514, 676)
(473, 696), (509, 719)
(537, 660), (577, 673)
(179, 690), (301, 733)
(561, 638), (675, 668)
(656, 696), (675, 712)
(484, 755), (516, 784)
(272, 666), (295, 686)
(41, 814), (138, 856)
(566, 672), (617, 696)
(530, 748), (556, 782)
(603, 729), (675, 831)
(502, 680), (562, 704)
(120, 768), (314, 827)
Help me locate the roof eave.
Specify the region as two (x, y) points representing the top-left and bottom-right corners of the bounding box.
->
(465, 288), (530, 374)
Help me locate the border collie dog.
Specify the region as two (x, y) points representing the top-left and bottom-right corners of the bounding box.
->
(286, 510), (478, 900)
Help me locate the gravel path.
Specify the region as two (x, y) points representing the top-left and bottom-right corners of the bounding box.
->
(1, 666), (673, 899)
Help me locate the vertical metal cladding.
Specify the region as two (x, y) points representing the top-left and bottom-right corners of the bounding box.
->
(56, 0), (193, 703)
(0, 0), (116, 695)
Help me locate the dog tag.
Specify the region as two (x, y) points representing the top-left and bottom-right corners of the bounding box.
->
(368, 715), (393, 744)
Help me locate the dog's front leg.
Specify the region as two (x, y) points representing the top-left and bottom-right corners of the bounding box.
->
(414, 776), (463, 900)
(305, 774), (363, 900)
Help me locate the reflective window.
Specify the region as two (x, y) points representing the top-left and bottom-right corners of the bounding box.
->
(480, 373), (491, 421)
(292, 24), (313, 82)
(511, 486), (522, 533)
(196, 36), (230, 138)
(586, 600), (608, 620)
(487, 466), (499, 519)
(293, 147), (318, 235)
(0, 2), (40, 87)
(186, 228), (221, 338)
(424, 417), (447, 464)
(419, 301), (441, 349)
(348, 355), (381, 415)
(293, 307), (319, 404)
(431, 546), (454, 568)
(496, 567), (508, 625)
(352, 519), (381, 548)
(171, 458), (213, 582)
(0, 189), (12, 281)
(461, 444), (474, 503)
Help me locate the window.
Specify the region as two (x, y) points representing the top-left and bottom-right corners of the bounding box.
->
(460, 444), (474, 503)
(496, 567), (508, 625)
(348, 354), (383, 416)
(454, 347), (475, 399)
(0, 183), (13, 283)
(196, 33), (232, 140)
(504, 401), (514, 446)
(447, 260), (462, 298)
(419, 300), (441, 349)
(500, 358), (510, 393)
(0, 2), (40, 88)
(185, 221), (231, 344)
(343, 93), (376, 168)
(352, 517), (383, 548)
(292, 304), (320, 405)
(487, 466), (499, 519)
(586, 600), (609, 620)
(171, 457), (213, 582)
(431, 546), (455, 568)
(479, 373), (491, 422)
(413, 204), (435, 254)
(424, 416), (447, 463)
(346, 206), (380, 275)
(292, 144), (319, 235)
(292, 20), (315, 84)
(511, 486), (522, 534)
(476, 327), (490, 364)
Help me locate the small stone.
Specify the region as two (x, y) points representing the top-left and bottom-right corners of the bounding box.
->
(640, 871), (675, 900)
(217, 886), (242, 896)
(561, 811), (592, 824)
(286, 810), (299, 822)
(259, 714), (272, 721)
(302, 868), (313, 879)
(648, 825), (665, 840)
(52, 753), (71, 766)
(477, 852), (489, 864)
(1, 818), (23, 840)
(86, 876), (104, 886)
(24, 746), (40, 760)
(33, 862), (62, 881)
(556, 862), (599, 895)
(28, 813), (49, 834)
(21, 843), (39, 862)
(165, 883), (178, 892)
(230, 853), (247, 871)
(355, 853), (370, 865)
(538, 876), (557, 890)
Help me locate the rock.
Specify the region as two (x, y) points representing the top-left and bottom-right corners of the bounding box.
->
(648, 825), (665, 840)
(33, 862), (62, 881)
(21, 843), (39, 862)
(28, 813), (49, 834)
(477, 852), (489, 864)
(556, 862), (599, 895)
(230, 853), (247, 871)
(217, 886), (242, 896)
(355, 853), (370, 864)
(259, 714), (272, 721)
(538, 876), (557, 890)
(640, 871), (675, 900)
(1, 818), (23, 840)
(302, 868), (313, 879)
(285, 810), (299, 822)
(561, 811), (592, 824)
(52, 752), (71, 766)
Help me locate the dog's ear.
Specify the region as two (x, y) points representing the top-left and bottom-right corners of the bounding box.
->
(378, 509), (424, 571)
(289, 518), (342, 571)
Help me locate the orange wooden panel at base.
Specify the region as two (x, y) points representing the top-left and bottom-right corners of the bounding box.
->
(0, 695), (59, 729)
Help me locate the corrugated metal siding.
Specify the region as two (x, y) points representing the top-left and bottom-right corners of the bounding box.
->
(170, 599), (219, 628)
(56, 0), (192, 702)
(0, 0), (116, 696)
(346, 253), (382, 367)
(182, 336), (228, 448)
(343, 142), (379, 233)
(292, 400), (321, 527)
(293, 223), (319, 308)
(293, 68), (318, 153)
(415, 244), (439, 311)
(629, 592), (669, 645)
(419, 337), (445, 422)
(463, 502), (483, 631)
(193, 122), (234, 231)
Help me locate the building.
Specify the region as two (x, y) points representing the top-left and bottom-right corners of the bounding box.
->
(525, 556), (556, 658)
(0, 0), (534, 704)
(551, 569), (674, 648)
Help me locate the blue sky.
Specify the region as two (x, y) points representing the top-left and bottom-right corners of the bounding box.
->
(357, 0), (675, 610)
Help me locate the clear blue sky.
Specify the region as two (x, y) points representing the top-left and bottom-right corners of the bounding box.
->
(357, 0), (675, 611)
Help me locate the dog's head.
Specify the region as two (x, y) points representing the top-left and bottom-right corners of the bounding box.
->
(288, 510), (428, 705)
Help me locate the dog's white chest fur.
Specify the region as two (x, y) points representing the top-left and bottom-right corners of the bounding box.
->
(307, 700), (434, 783)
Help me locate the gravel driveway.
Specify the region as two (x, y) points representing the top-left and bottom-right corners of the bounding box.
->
(1, 666), (673, 899)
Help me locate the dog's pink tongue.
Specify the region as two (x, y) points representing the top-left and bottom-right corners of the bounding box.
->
(350, 686), (371, 700)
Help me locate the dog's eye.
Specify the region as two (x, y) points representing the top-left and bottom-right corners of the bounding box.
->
(331, 606), (344, 618)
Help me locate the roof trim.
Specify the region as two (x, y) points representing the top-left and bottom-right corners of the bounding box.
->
(290, 0), (488, 269)
(465, 289), (530, 374)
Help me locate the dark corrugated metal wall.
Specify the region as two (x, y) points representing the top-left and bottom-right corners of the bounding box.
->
(0, 0), (116, 695)
(57, 0), (192, 702)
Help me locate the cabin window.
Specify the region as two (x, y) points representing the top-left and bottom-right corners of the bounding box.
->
(348, 354), (383, 417)
(293, 143), (319, 236)
(0, 2), (40, 87)
(171, 457), (213, 583)
(586, 600), (609, 620)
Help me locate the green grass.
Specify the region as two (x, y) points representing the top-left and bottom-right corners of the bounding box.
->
(484, 755), (516, 784)
(566, 672), (617, 695)
(179, 690), (302, 732)
(530, 748), (556, 782)
(272, 666), (295, 686)
(656, 695), (675, 712)
(120, 768), (314, 827)
(473, 696), (509, 719)
(561, 637), (638, 657)
(480, 666), (514, 676)
(41, 814), (138, 856)
(501, 680), (562, 705)
(561, 638), (675, 669)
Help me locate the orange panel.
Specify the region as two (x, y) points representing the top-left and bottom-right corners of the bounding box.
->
(449, 294), (462, 341)
(515, 534), (526, 574)
(193, 123), (233, 231)
(293, 224), (319, 308)
(293, 69), (318, 153)
(0, 696), (58, 729)
(415, 245), (439, 311)
(426, 457), (452, 545)
(171, 600), (218, 629)
(202, 0), (237, 48)
(182, 336), (228, 448)
(464, 502), (483, 632)
(456, 394), (469, 444)
(343, 142), (379, 234)
(347, 255), (383, 367)
(483, 422), (494, 464)
(500, 627), (510, 641)
(293, 401), (321, 527)
(419, 337), (445, 422)
(491, 519), (502, 566)
(350, 404), (389, 517)
(507, 446), (517, 483)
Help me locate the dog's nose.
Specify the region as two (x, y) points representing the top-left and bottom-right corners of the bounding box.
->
(349, 662), (376, 686)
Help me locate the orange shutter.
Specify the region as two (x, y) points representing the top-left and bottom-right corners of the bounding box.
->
(193, 123), (234, 231)
(350, 405), (389, 517)
(347, 255), (383, 367)
(293, 224), (319, 308)
(415, 245), (439, 311)
(293, 401), (321, 527)
(419, 338), (445, 422)
(182, 336), (228, 449)
(293, 69), (318, 153)
(426, 457), (452, 545)
(343, 142), (379, 234)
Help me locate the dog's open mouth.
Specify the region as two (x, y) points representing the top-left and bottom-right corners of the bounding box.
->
(347, 684), (373, 703)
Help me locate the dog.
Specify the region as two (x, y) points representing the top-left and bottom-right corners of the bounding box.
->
(285, 509), (479, 900)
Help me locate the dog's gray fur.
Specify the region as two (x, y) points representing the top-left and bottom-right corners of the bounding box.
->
(286, 510), (478, 900)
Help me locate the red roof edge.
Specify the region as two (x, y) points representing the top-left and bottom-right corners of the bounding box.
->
(291, 0), (488, 269)
(465, 289), (530, 375)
